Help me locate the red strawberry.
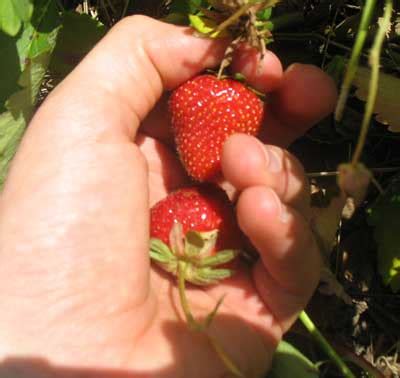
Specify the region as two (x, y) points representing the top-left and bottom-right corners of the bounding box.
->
(150, 184), (242, 285)
(169, 74), (264, 182)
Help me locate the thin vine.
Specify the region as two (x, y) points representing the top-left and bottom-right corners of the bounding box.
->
(335, 0), (377, 121)
(352, 0), (393, 165)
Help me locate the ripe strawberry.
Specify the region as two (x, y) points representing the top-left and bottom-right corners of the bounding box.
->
(150, 184), (242, 285)
(169, 74), (264, 182)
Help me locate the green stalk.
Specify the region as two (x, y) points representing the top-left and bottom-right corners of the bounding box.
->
(212, 0), (278, 35)
(121, 0), (130, 18)
(299, 311), (356, 378)
(176, 262), (244, 377)
(177, 261), (198, 329)
(352, 0), (393, 165)
(335, 0), (377, 121)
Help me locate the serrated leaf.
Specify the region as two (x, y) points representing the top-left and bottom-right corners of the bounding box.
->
(0, 0), (33, 36)
(0, 0), (61, 190)
(368, 173), (400, 292)
(353, 66), (400, 132)
(267, 340), (319, 378)
(48, 12), (106, 82)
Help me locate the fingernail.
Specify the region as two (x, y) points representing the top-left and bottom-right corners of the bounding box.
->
(264, 188), (289, 223)
(266, 147), (282, 173)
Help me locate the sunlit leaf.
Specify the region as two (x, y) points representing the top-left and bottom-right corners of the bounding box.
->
(268, 340), (319, 378)
(0, 0), (61, 189)
(368, 173), (400, 292)
(189, 14), (228, 37)
(353, 66), (400, 133)
(0, 0), (33, 36)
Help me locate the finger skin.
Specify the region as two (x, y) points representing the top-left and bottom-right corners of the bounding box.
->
(261, 63), (338, 147)
(236, 186), (321, 331)
(221, 134), (310, 217)
(230, 44), (283, 93)
(222, 134), (320, 331)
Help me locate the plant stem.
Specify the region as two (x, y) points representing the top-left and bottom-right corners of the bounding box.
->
(321, 0), (344, 69)
(177, 261), (198, 329)
(213, 0), (277, 34)
(83, 0), (89, 14)
(299, 311), (356, 378)
(213, 2), (256, 34)
(176, 262), (244, 377)
(351, 0), (393, 165)
(335, 0), (377, 121)
(121, 0), (130, 18)
(307, 166), (400, 178)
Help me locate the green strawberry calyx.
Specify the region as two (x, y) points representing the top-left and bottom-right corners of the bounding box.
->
(150, 222), (239, 286)
(150, 222), (245, 377)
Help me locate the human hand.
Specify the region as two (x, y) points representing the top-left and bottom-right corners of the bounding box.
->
(0, 16), (337, 378)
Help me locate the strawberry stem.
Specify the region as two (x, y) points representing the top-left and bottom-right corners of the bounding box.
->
(176, 261), (245, 377)
(207, 334), (245, 377)
(212, 2), (254, 35)
(177, 261), (201, 331)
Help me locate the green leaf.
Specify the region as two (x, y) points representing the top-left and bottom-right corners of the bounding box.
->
(0, 31), (21, 113)
(0, 0), (61, 189)
(368, 173), (400, 292)
(257, 7), (272, 21)
(0, 111), (27, 184)
(169, 0), (204, 14)
(49, 11), (106, 83)
(267, 340), (319, 378)
(189, 14), (218, 35)
(0, 0), (34, 36)
(353, 65), (400, 132)
(189, 14), (228, 37)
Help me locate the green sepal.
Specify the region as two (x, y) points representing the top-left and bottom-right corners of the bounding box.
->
(149, 238), (175, 263)
(189, 266), (234, 285)
(149, 238), (178, 275)
(149, 222), (239, 286)
(198, 249), (239, 267)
